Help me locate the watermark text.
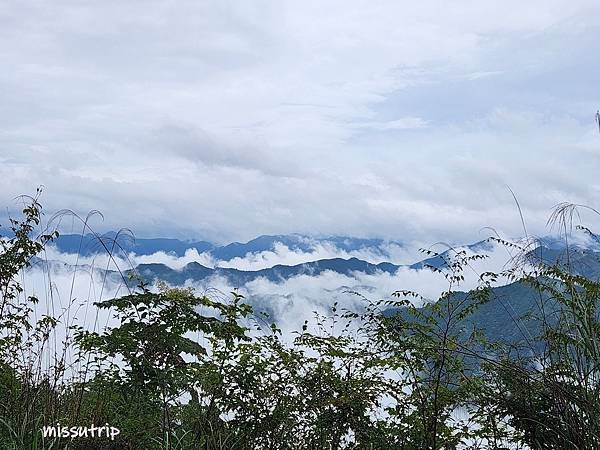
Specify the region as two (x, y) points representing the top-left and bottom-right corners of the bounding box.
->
(41, 424), (120, 440)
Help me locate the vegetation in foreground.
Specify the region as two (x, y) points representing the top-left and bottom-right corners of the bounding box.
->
(1, 192), (600, 449)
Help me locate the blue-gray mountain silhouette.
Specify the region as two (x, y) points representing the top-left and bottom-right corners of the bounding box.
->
(134, 257), (400, 286)
(52, 233), (402, 260)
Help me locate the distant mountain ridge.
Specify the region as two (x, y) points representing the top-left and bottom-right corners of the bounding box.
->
(129, 243), (600, 287)
(38, 233), (600, 352)
(50, 232), (403, 260)
(50, 232), (214, 257)
(133, 257), (400, 287)
(48, 232), (600, 286)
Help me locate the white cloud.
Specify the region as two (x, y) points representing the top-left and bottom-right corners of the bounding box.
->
(1, 1), (599, 244)
(17, 235), (539, 367)
(43, 245), (217, 271)
(181, 240), (521, 335)
(216, 241), (419, 270)
(357, 117), (429, 131)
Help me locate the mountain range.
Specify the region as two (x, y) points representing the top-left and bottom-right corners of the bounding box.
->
(51, 233), (402, 260)
(133, 257), (400, 287)
(43, 232), (600, 349)
(48, 232), (600, 286)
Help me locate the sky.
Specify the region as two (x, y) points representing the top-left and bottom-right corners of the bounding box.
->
(2, 0), (600, 245)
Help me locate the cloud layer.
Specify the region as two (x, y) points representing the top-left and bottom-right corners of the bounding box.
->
(31, 237), (524, 341)
(1, 1), (600, 243)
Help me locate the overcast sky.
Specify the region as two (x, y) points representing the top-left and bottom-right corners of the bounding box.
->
(1, 1), (600, 244)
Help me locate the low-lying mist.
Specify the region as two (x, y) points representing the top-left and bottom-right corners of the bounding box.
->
(26, 239), (521, 342)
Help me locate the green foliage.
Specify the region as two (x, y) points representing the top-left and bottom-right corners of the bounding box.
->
(75, 284), (251, 397)
(357, 248), (501, 449)
(0, 191), (64, 449)
(0, 189), (58, 365)
(2, 195), (600, 449)
(485, 254), (600, 449)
